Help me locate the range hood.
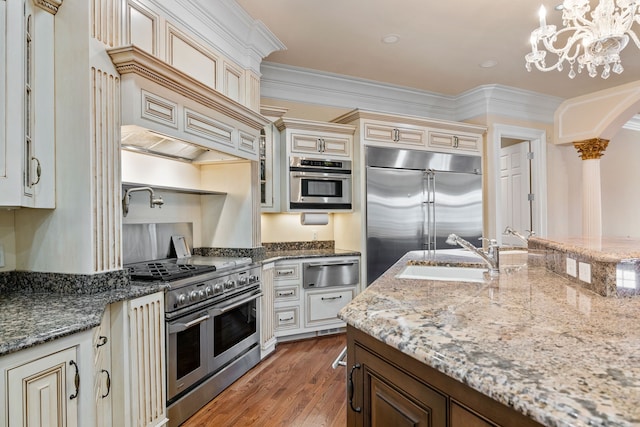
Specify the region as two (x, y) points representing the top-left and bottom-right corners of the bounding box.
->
(121, 125), (242, 164)
(108, 45), (269, 164)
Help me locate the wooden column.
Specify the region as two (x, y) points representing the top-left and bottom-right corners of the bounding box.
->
(573, 138), (609, 238)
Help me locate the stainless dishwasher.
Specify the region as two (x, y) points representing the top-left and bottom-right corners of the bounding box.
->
(302, 258), (360, 289)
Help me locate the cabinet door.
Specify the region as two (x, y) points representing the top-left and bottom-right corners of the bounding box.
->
(363, 122), (425, 147)
(94, 310), (112, 427)
(290, 132), (351, 157)
(7, 346), (79, 427)
(128, 292), (167, 427)
(428, 130), (480, 153)
(352, 344), (447, 427)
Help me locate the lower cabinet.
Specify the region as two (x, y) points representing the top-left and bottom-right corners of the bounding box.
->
(346, 325), (543, 427)
(0, 292), (167, 427)
(273, 257), (359, 340)
(6, 346), (80, 427)
(111, 291), (168, 427)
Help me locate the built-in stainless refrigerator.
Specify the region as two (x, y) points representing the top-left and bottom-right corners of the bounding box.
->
(366, 146), (483, 284)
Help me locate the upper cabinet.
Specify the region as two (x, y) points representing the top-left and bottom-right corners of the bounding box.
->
(0, 0), (57, 208)
(333, 109), (486, 156)
(276, 118), (355, 160)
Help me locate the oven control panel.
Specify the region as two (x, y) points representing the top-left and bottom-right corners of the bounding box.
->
(166, 265), (261, 313)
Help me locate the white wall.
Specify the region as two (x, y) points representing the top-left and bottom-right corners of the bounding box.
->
(601, 128), (640, 237)
(261, 213), (334, 243)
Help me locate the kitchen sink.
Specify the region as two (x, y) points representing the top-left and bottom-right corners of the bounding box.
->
(396, 265), (489, 283)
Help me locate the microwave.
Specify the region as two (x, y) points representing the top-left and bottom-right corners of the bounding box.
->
(289, 157), (352, 210)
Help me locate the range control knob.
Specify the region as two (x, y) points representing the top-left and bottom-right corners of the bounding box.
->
(214, 283), (223, 294)
(238, 277), (248, 286)
(249, 275), (259, 283)
(224, 280), (236, 290)
(177, 294), (187, 305)
(198, 290), (205, 298)
(189, 290), (199, 302)
(205, 286), (213, 297)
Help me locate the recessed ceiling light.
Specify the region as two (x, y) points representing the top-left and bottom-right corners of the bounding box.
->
(381, 34), (400, 44)
(479, 59), (498, 68)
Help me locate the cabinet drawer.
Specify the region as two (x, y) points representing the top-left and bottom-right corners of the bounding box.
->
(274, 285), (300, 302)
(364, 122), (425, 146)
(274, 264), (300, 281)
(305, 288), (354, 326)
(275, 307), (300, 331)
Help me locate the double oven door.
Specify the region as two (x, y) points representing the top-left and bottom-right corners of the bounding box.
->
(167, 287), (262, 402)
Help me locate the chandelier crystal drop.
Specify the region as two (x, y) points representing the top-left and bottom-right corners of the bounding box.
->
(525, 0), (640, 79)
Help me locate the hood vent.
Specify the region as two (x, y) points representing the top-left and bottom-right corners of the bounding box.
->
(108, 45), (269, 164)
(121, 125), (241, 163)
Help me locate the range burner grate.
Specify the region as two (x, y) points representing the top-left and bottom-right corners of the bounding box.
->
(127, 260), (216, 281)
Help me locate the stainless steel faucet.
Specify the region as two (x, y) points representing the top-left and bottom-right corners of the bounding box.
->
(446, 233), (500, 275)
(503, 226), (535, 245)
(122, 186), (164, 217)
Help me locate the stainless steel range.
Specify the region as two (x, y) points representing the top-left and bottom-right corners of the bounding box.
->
(125, 229), (262, 427)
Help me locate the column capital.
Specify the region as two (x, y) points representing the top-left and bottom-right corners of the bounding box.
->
(573, 138), (609, 160)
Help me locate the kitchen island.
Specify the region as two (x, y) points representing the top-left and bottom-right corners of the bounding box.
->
(338, 250), (640, 427)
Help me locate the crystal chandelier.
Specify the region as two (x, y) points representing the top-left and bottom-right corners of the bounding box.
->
(525, 0), (640, 79)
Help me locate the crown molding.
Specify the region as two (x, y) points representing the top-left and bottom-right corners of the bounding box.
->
(623, 115), (640, 131)
(260, 62), (456, 121)
(260, 62), (564, 124)
(455, 85), (563, 124)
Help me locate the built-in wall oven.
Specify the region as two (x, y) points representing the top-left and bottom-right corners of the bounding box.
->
(127, 256), (262, 427)
(289, 156), (352, 210)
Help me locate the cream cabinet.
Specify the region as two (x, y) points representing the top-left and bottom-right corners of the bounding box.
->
(94, 309), (112, 427)
(428, 129), (481, 153)
(332, 109), (485, 156)
(273, 261), (304, 337)
(0, 330), (98, 427)
(110, 292), (168, 427)
(275, 117), (355, 160)
(0, 0), (56, 208)
(362, 120), (426, 147)
(6, 346), (80, 427)
(273, 257), (359, 341)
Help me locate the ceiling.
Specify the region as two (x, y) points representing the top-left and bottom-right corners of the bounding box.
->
(236, 0), (640, 100)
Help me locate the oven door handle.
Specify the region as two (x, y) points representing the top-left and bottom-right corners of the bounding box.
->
(210, 291), (263, 315)
(168, 314), (210, 333)
(291, 173), (350, 180)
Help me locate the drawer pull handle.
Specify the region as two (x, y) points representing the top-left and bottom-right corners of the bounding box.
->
(348, 363), (361, 413)
(277, 290), (295, 297)
(280, 316), (294, 322)
(277, 270), (294, 276)
(96, 335), (108, 348)
(321, 295), (343, 301)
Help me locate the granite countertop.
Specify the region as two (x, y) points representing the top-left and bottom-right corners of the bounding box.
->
(339, 250), (640, 427)
(262, 247), (361, 263)
(0, 283), (167, 357)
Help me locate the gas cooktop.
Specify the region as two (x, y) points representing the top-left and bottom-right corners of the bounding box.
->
(126, 256), (252, 282)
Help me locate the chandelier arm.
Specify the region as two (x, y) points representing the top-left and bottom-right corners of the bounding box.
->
(627, 28), (640, 49)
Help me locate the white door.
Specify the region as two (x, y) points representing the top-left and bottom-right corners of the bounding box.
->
(500, 141), (531, 246)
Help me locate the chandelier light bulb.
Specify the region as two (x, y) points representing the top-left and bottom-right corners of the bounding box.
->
(525, 0), (640, 79)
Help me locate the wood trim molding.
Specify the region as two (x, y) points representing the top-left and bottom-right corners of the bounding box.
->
(274, 116), (355, 134)
(107, 45), (268, 130)
(34, 0), (62, 14)
(573, 138), (609, 160)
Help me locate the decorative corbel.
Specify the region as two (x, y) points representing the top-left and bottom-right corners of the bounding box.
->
(34, 0), (63, 15)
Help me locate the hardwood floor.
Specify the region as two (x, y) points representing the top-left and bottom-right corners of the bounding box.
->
(182, 334), (348, 427)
